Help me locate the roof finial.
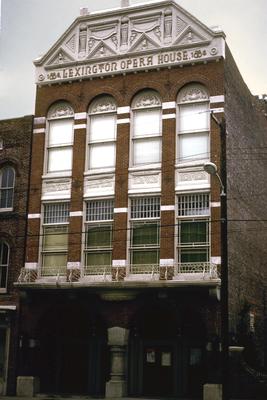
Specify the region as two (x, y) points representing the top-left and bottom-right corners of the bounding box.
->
(121, 0), (130, 7)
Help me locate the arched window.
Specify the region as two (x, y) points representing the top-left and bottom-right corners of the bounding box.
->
(0, 166), (15, 210)
(46, 102), (74, 173)
(88, 96), (117, 170)
(0, 241), (9, 289)
(131, 90), (162, 166)
(177, 83), (210, 163)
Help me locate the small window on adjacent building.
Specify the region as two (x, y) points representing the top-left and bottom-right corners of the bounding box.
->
(88, 96), (117, 170)
(0, 166), (15, 211)
(46, 102), (74, 173)
(42, 202), (70, 275)
(0, 139), (3, 150)
(177, 193), (210, 264)
(0, 241), (9, 289)
(84, 199), (114, 274)
(177, 83), (210, 163)
(130, 197), (160, 266)
(131, 90), (162, 166)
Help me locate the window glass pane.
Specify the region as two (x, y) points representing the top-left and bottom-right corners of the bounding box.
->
(49, 119), (73, 146)
(48, 147), (72, 172)
(86, 200), (114, 221)
(179, 103), (209, 132)
(86, 226), (112, 248)
(43, 226), (68, 250)
(181, 221), (207, 244)
(90, 114), (116, 141)
(0, 242), (9, 265)
(132, 223), (159, 246)
(178, 194), (210, 216)
(0, 266), (7, 288)
(133, 109), (161, 137)
(133, 138), (161, 165)
(42, 254), (67, 269)
(131, 197), (160, 219)
(0, 189), (13, 209)
(1, 168), (15, 188)
(179, 132), (209, 162)
(85, 252), (111, 266)
(181, 249), (208, 263)
(0, 328), (6, 377)
(44, 203), (69, 224)
(132, 250), (159, 264)
(89, 143), (115, 169)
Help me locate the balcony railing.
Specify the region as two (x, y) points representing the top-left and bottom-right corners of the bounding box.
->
(17, 262), (219, 285)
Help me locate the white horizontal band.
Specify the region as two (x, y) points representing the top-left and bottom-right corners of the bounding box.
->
(117, 106), (130, 114)
(112, 260), (127, 266)
(211, 202), (221, 207)
(117, 118), (130, 124)
(211, 256), (221, 265)
(74, 123), (87, 130)
(162, 101), (176, 109)
(34, 117), (46, 125)
(114, 207), (128, 213)
(74, 112), (87, 120)
(69, 211), (83, 217)
(211, 107), (224, 114)
(24, 262), (38, 270)
(28, 213), (41, 219)
(161, 205), (175, 211)
(210, 95), (225, 104)
(160, 259), (174, 266)
(67, 261), (81, 269)
(162, 113), (176, 119)
(33, 128), (45, 134)
(0, 305), (16, 310)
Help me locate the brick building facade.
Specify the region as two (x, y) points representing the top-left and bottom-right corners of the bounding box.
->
(0, 116), (33, 395)
(14, 1), (267, 398)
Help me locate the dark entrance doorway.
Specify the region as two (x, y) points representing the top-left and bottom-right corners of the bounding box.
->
(35, 300), (107, 395)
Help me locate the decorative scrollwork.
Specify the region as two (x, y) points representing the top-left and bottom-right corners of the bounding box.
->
(48, 102), (74, 119)
(178, 84), (209, 103)
(90, 96), (116, 113)
(133, 91), (161, 108)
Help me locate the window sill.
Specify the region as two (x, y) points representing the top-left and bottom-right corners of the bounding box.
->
(84, 168), (115, 176)
(128, 163), (161, 173)
(175, 160), (209, 169)
(0, 288), (7, 294)
(0, 208), (13, 213)
(42, 172), (72, 179)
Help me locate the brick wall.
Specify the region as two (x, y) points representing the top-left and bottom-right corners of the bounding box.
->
(0, 115), (33, 393)
(225, 46), (267, 366)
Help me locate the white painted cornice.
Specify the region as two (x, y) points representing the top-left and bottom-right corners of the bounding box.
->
(34, 0), (225, 85)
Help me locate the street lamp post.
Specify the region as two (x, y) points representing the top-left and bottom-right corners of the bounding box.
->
(204, 161), (229, 400)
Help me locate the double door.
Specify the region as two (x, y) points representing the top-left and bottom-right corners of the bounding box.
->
(143, 344), (174, 397)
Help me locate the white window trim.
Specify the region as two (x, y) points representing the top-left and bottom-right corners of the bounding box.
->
(0, 166), (15, 212)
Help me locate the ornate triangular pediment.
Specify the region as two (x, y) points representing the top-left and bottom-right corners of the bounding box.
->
(129, 32), (161, 53)
(173, 26), (209, 47)
(88, 41), (117, 59)
(35, 0), (225, 85)
(47, 48), (75, 66)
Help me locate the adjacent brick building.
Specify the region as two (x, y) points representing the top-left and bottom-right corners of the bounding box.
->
(0, 115), (33, 395)
(14, 0), (267, 398)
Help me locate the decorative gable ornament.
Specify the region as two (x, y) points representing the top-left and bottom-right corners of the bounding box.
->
(35, 0), (225, 85)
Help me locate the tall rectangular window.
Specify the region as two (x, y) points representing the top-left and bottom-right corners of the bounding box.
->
(177, 193), (210, 263)
(130, 197), (160, 266)
(42, 202), (69, 275)
(88, 96), (117, 170)
(177, 84), (209, 163)
(132, 91), (162, 166)
(84, 199), (114, 274)
(46, 102), (74, 173)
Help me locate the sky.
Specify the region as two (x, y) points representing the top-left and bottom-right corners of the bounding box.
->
(0, 0), (266, 120)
